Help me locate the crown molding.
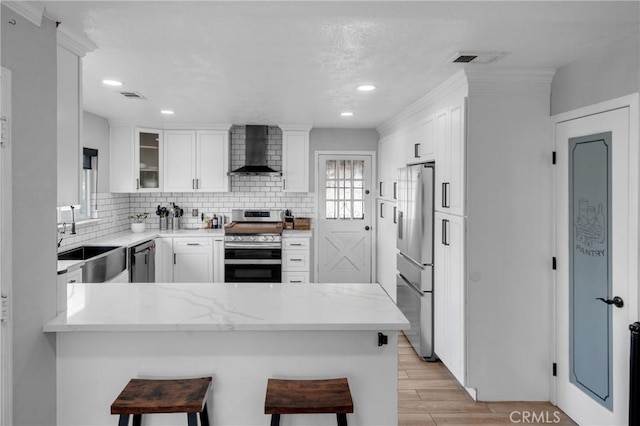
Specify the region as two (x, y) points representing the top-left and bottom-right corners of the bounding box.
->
(56, 24), (97, 57)
(3, 1), (44, 27)
(107, 120), (233, 131)
(377, 67), (557, 136)
(464, 67), (556, 84)
(377, 70), (468, 136)
(278, 125), (313, 132)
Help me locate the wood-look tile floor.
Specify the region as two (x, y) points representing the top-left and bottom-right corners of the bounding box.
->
(397, 334), (577, 425)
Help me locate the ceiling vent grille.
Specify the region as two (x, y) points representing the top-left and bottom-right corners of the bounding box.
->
(450, 52), (508, 64)
(120, 91), (146, 99)
(453, 55), (478, 63)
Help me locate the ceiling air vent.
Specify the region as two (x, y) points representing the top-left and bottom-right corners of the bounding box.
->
(119, 91), (146, 99)
(450, 52), (508, 64)
(453, 55), (478, 63)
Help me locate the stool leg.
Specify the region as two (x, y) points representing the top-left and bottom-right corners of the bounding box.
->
(132, 414), (141, 426)
(199, 403), (210, 426)
(270, 413), (281, 426)
(337, 413), (348, 426)
(187, 412), (198, 426)
(117, 414), (129, 426)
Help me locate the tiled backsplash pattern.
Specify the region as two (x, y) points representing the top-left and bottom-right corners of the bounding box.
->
(60, 126), (314, 246)
(58, 193), (131, 249)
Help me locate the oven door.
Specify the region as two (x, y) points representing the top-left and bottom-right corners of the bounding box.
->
(225, 260), (282, 283)
(224, 244), (282, 283)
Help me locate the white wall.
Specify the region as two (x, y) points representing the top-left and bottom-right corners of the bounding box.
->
(551, 35), (640, 115)
(1, 6), (58, 425)
(83, 111), (110, 193)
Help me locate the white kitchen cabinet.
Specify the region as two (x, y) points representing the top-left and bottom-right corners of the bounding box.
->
(110, 126), (163, 193)
(281, 126), (310, 193)
(57, 45), (81, 206)
(434, 211), (465, 385)
(407, 114), (436, 165)
(434, 100), (465, 216)
(196, 130), (230, 192)
(163, 130), (195, 192)
(155, 237), (173, 283)
(164, 129), (230, 192)
(375, 199), (398, 300)
(173, 238), (213, 283)
(377, 134), (402, 201)
(282, 235), (311, 283)
(213, 236), (224, 283)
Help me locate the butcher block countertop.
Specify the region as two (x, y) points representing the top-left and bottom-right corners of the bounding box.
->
(43, 282), (409, 333)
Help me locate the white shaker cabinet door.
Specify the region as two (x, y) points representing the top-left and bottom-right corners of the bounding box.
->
(281, 127), (310, 193)
(196, 130), (229, 192)
(173, 238), (213, 283)
(434, 212), (465, 386)
(155, 237), (174, 283)
(164, 130), (196, 192)
(435, 99), (466, 216)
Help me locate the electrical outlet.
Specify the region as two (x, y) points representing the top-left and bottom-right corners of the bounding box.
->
(192, 208), (199, 217)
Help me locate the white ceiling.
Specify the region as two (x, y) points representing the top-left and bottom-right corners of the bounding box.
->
(40, 1), (639, 129)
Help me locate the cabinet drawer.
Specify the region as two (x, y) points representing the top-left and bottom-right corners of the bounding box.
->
(282, 272), (310, 284)
(283, 238), (310, 250)
(173, 238), (212, 249)
(283, 251), (309, 271)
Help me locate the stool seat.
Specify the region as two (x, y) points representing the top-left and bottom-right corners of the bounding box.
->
(265, 378), (353, 426)
(111, 377), (211, 426)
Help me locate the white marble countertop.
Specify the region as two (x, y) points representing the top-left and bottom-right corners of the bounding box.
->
(43, 282), (408, 332)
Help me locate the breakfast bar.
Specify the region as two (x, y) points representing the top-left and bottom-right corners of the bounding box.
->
(44, 282), (409, 426)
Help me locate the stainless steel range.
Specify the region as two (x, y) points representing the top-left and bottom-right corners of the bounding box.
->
(224, 209), (284, 282)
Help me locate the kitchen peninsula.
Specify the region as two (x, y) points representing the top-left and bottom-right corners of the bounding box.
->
(44, 282), (408, 426)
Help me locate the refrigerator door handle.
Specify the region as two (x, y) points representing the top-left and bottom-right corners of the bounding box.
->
(393, 206), (397, 224)
(398, 211), (404, 239)
(398, 273), (423, 297)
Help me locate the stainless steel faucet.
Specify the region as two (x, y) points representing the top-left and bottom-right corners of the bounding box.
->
(70, 205), (77, 235)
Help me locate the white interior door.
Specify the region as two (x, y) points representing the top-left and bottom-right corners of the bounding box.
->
(555, 107), (631, 425)
(317, 154), (373, 283)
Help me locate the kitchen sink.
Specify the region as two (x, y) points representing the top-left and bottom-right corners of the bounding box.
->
(58, 245), (126, 283)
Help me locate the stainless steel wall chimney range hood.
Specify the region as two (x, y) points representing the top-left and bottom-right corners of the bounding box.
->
(228, 125), (282, 176)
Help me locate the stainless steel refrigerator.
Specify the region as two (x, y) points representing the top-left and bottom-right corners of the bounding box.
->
(396, 162), (436, 361)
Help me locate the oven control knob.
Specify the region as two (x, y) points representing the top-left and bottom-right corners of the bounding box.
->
(251, 236), (257, 241)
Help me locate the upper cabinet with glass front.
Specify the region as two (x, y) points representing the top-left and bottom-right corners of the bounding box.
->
(136, 128), (162, 191)
(110, 125), (163, 192)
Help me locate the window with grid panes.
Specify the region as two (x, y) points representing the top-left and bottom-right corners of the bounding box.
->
(325, 159), (365, 220)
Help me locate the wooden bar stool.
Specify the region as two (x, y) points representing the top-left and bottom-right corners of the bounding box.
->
(111, 377), (212, 426)
(264, 378), (353, 426)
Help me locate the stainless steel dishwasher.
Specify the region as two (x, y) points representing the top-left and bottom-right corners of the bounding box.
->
(129, 240), (156, 283)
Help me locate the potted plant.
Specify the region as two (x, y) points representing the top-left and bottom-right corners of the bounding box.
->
(129, 212), (148, 233)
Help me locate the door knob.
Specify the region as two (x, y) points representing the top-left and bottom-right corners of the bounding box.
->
(596, 296), (624, 308)
(365, 226), (370, 231)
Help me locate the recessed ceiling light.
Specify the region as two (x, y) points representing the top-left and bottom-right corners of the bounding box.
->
(340, 112), (354, 117)
(357, 85), (376, 91)
(160, 110), (175, 115)
(102, 79), (123, 87)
